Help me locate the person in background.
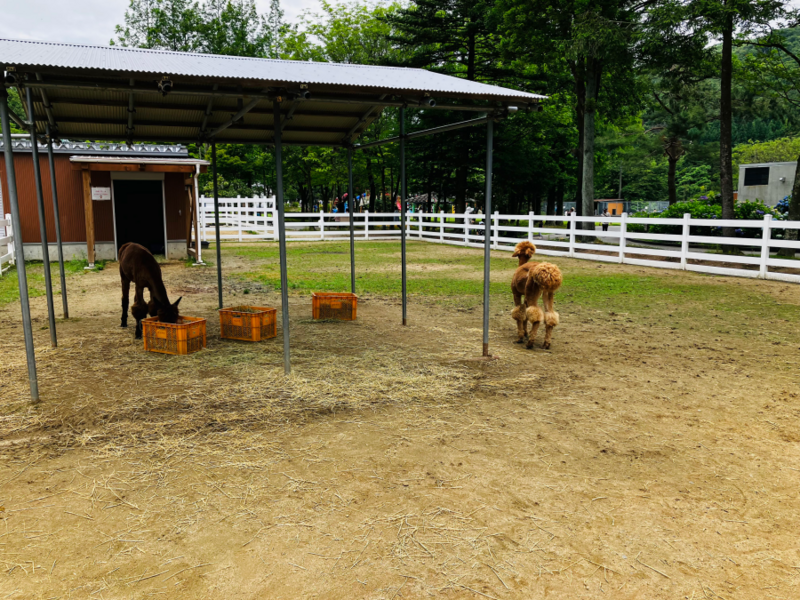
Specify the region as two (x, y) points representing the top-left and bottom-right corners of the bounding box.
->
(602, 209), (610, 232)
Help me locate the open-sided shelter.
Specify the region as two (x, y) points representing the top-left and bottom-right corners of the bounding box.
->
(0, 38), (545, 400)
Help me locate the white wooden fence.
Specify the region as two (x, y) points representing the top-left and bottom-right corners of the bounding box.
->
(198, 199), (800, 283)
(199, 196), (277, 241)
(0, 213), (14, 276)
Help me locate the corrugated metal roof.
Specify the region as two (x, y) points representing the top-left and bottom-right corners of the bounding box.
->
(2, 38), (546, 147)
(1, 38), (543, 101)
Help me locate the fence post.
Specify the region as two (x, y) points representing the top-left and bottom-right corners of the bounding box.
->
(681, 212), (691, 270)
(528, 211), (534, 242)
(272, 201), (279, 241)
(464, 212), (469, 245)
(365, 210), (370, 240)
(237, 197), (242, 242)
(319, 209), (325, 241)
(619, 212), (628, 264)
(492, 210), (499, 249)
(759, 213), (772, 279)
(568, 213), (576, 257)
(439, 211), (444, 242)
(418, 213), (423, 239)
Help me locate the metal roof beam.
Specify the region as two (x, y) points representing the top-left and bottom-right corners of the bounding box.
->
(199, 83), (217, 138)
(54, 116), (351, 134)
(34, 74), (58, 133)
(206, 89), (269, 139)
(279, 99), (300, 126)
(5, 104), (29, 131)
(342, 94), (386, 144)
(32, 97), (368, 119)
(355, 115), (492, 150)
(24, 79), (532, 111)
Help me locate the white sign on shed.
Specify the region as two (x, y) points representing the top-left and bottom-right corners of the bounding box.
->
(91, 187), (112, 201)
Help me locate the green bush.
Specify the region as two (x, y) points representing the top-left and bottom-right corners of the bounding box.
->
(627, 196), (783, 238)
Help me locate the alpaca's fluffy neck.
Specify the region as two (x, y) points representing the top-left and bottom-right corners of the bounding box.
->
(518, 255), (531, 266)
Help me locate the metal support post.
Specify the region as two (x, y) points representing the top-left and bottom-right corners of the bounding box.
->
(400, 107), (407, 326)
(1, 90), (39, 401)
(212, 141), (223, 308)
(482, 119), (494, 357)
(274, 101), (291, 374)
(46, 124), (68, 318)
(347, 146), (355, 294)
(26, 88), (57, 348)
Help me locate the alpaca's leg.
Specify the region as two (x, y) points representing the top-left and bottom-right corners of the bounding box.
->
(524, 284), (543, 349)
(120, 276), (130, 328)
(525, 305), (543, 349)
(542, 291), (560, 350)
(511, 291), (526, 343)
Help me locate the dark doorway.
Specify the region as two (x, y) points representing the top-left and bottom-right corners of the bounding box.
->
(114, 179), (166, 256)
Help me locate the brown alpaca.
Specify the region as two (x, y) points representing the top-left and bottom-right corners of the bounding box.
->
(510, 241), (563, 349)
(119, 242), (181, 339)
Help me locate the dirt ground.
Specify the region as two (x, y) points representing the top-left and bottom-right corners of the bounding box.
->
(1, 242), (800, 599)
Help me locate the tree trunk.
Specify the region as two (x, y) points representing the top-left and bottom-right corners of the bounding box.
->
(571, 59), (586, 219)
(667, 157), (678, 206)
(664, 135), (685, 206)
(582, 57), (600, 240)
(778, 154), (800, 257)
(720, 17), (736, 244)
(380, 164), (386, 212)
(547, 185), (556, 216)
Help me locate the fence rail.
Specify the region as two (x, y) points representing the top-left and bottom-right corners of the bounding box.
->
(197, 198), (800, 283)
(0, 213), (15, 276)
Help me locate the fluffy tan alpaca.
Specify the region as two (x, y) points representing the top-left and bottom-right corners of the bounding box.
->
(510, 241), (563, 349)
(510, 241), (537, 343)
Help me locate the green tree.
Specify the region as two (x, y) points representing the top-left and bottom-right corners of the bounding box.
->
(112, 0), (202, 51)
(686, 0), (793, 239)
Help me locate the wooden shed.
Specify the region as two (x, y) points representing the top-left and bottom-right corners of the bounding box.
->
(0, 139), (208, 262)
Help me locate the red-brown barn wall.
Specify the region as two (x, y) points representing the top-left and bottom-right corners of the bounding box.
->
(92, 172), (114, 242)
(0, 153), (83, 244)
(0, 156), (189, 246)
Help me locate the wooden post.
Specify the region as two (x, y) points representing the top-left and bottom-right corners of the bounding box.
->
(185, 179), (193, 256)
(81, 170), (95, 267)
(193, 182), (201, 263)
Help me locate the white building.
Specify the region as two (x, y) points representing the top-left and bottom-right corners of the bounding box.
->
(738, 161), (796, 207)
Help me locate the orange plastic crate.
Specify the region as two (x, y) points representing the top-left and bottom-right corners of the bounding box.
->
(219, 306), (277, 341)
(142, 315), (207, 355)
(312, 292), (357, 321)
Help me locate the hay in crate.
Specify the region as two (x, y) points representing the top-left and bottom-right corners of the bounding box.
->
(219, 306), (277, 341)
(142, 315), (207, 355)
(312, 292), (357, 321)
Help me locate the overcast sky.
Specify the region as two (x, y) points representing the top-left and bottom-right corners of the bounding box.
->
(0, 0), (321, 46)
